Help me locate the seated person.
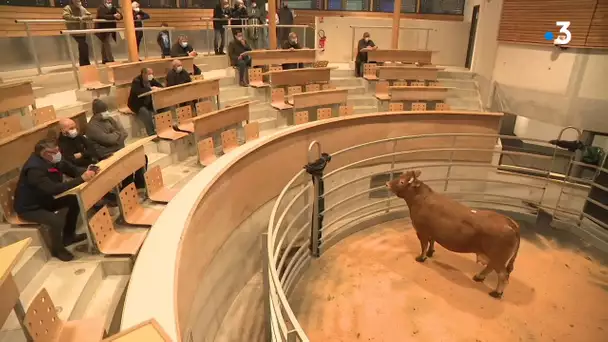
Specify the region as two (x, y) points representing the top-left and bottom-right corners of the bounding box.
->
(170, 35), (202, 75)
(166, 59), (192, 87)
(281, 32), (303, 70)
(14, 138), (97, 261)
(57, 118), (100, 167)
(156, 22), (171, 58)
(227, 30), (252, 87)
(86, 99), (147, 190)
(355, 32), (377, 77)
(127, 68), (163, 136)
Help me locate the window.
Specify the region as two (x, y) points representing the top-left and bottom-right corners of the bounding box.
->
(327, 0), (369, 11)
(139, 0), (177, 8)
(374, 0), (415, 13)
(284, 0), (320, 9)
(419, 0), (465, 15)
(2, 0), (49, 5)
(180, 0), (217, 8)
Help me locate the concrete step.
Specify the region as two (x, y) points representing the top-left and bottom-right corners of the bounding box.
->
(222, 95), (253, 108)
(439, 70), (475, 80)
(338, 86), (367, 95)
(330, 77), (364, 88)
(449, 88), (481, 97)
(353, 105), (378, 115)
(143, 139), (160, 155)
(348, 94), (377, 107)
(80, 274), (130, 336)
(197, 55), (230, 71)
(446, 97), (482, 111)
(220, 85), (252, 99)
(148, 151), (173, 170)
(254, 117), (278, 132)
(11, 246), (49, 292)
(0, 227), (45, 248)
(438, 78), (477, 90)
(330, 69), (355, 78)
(249, 103), (275, 121)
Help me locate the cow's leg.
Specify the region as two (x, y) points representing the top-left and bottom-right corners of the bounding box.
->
(426, 239), (435, 257)
(415, 233), (430, 262)
(473, 265), (492, 282)
(489, 267), (509, 299)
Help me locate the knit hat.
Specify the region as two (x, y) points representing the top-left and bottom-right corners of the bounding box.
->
(92, 99), (108, 114)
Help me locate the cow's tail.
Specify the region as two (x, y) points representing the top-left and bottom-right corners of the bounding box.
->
(506, 217), (520, 275)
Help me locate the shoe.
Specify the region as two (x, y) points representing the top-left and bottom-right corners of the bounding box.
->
(63, 233), (87, 246)
(239, 81), (248, 87)
(52, 248), (74, 262)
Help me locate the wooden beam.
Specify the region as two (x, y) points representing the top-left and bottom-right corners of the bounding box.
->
(392, 0), (402, 49)
(268, 0), (278, 49)
(120, 0), (139, 62)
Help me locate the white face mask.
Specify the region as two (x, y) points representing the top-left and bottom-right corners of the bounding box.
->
(100, 111), (111, 119)
(51, 152), (62, 164)
(292, 39), (298, 44)
(180, 42), (188, 48)
(176, 66), (183, 73)
(67, 129), (78, 138)
(106, 3), (112, 9)
(134, 7), (140, 12)
(364, 37), (369, 42)
(147, 74), (154, 81)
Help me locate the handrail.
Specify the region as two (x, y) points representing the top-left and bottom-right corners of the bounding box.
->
(15, 18), (145, 23)
(60, 26), (172, 34)
(349, 24), (434, 59)
(349, 25), (434, 30)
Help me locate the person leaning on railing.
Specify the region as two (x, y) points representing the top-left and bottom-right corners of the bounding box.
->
(355, 32), (378, 78)
(231, 0), (248, 36)
(95, 0), (122, 64)
(281, 32), (303, 70)
(62, 0), (92, 66)
(132, 1), (151, 54)
(213, 0), (231, 55)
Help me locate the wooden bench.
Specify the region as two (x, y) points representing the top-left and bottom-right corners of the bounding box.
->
(368, 49), (434, 64)
(0, 81), (35, 115)
(79, 65), (112, 98)
(377, 65), (444, 83)
(264, 67), (332, 87)
(89, 205), (148, 255)
(144, 165), (178, 203)
(31, 105), (57, 126)
(55, 136), (155, 252)
(102, 318), (172, 342)
(140, 79), (221, 111)
(0, 238), (31, 337)
(154, 111), (189, 141)
(389, 86), (451, 101)
(288, 89), (349, 125)
(108, 56), (196, 86)
(244, 49), (317, 67)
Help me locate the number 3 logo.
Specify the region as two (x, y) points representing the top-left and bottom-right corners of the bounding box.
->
(554, 21), (572, 45)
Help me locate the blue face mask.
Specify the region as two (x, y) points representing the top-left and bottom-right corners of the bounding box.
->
(51, 152), (62, 164)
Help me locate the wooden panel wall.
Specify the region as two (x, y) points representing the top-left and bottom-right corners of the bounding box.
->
(294, 9), (463, 26)
(498, 0), (608, 48)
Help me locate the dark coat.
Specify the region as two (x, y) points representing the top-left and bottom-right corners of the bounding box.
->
(157, 30), (171, 56)
(127, 75), (163, 113)
(133, 9), (150, 28)
(231, 5), (248, 33)
(14, 154), (85, 213)
(170, 42), (194, 58)
(86, 114), (128, 159)
(213, 4), (231, 30)
(356, 38), (376, 62)
(227, 39), (251, 66)
(166, 68), (192, 87)
(95, 4), (122, 41)
(57, 133), (100, 167)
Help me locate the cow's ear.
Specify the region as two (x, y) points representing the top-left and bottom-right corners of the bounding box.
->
(413, 170), (421, 179)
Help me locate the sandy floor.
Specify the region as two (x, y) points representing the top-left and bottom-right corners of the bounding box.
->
(290, 219), (608, 342)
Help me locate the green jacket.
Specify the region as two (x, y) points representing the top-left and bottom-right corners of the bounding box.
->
(62, 5), (92, 32)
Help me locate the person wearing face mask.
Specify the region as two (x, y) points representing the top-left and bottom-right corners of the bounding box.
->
(246, 1), (264, 49)
(355, 32), (377, 78)
(131, 1), (150, 52)
(278, 2), (294, 45)
(213, 0), (231, 55)
(230, 0), (248, 37)
(228, 30), (252, 87)
(170, 35), (202, 75)
(127, 69), (163, 136)
(166, 59), (192, 87)
(62, 0), (92, 66)
(57, 118), (100, 167)
(14, 138), (97, 261)
(95, 0), (123, 64)
(281, 32), (303, 70)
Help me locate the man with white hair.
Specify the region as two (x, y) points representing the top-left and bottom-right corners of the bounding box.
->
(57, 118), (100, 168)
(166, 59), (192, 87)
(131, 1), (150, 52)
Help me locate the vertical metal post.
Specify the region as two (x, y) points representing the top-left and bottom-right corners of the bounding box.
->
(89, 30), (99, 66)
(262, 233), (272, 342)
(425, 29), (430, 50)
(142, 22), (149, 59)
(444, 135), (457, 192)
(206, 21), (212, 55)
(303, 27), (307, 49)
(24, 23), (42, 75)
(310, 174), (321, 257)
(65, 34), (82, 90)
(350, 27), (355, 60)
(13, 298), (33, 342)
(386, 141), (398, 211)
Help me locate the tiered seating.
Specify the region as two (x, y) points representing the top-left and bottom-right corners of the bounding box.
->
(367, 49), (433, 65)
(0, 80), (35, 116)
(266, 67), (334, 110)
(144, 166), (178, 203)
(89, 206), (148, 255)
(288, 89), (350, 125)
(141, 78), (220, 114)
(119, 183), (162, 226)
(389, 85), (452, 111)
(79, 65), (112, 98)
(244, 49), (317, 67)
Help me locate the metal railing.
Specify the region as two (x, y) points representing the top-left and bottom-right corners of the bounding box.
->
(349, 25), (434, 59)
(264, 130), (608, 341)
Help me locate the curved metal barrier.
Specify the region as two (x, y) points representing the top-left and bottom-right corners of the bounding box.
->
(264, 131), (608, 341)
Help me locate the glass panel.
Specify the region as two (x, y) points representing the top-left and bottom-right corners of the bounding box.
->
(2, 0), (49, 6)
(419, 0), (465, 15)
(286, 0), (318, 9)
(401, 0), (417, 13)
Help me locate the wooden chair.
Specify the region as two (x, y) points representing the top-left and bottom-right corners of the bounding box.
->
(101, 319), (172, 341)
(411, 102), (427, 111)
(313, 60), (329, 68)
(244, 121), (260, 142)
(89, 206), (148, 255)
(321, 83), (336, 90)
(31, 106), (56, 126)
(0, 114), (22, 139)
(316, 107), (332, 120)
(191, 74), (205, 81)
(363, 63), (378, 80)
(375, 81), (390, 101)
(176, 106), (194, 133)
(197, 137), (217, 166)
(79, 65), (112, 98)
(144, 166), (178, 203)
(410, 81), (425, 86)
(248, 68), (266, 88)
(435, 103), (451, 111)
(154, 111), (188, 140)
(294, 111), (309, 125)
(115, 86), (133, 114)
(339, 105), (354, 116)
(287, 86), (302, 97)
(428, 81), (439, 86)
(389, 103), (403, 112)
(305, 84), (320, 92)
(393, 81), (408, 87)
(221, 128), (239, 154)
(270, 88), (292, 110)
(118, 183), (162, 226)
(195, 100), (213, 115)
(24, 288), (105, 342)
(268, 65), (283, 73)
(0, 178), (34, 225)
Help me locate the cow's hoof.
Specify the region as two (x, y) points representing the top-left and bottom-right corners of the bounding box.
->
(473, 275), (485, 282)
(415, 256), (427, 263)
(426, 250), (435, 257)
(489, 291), (503, 299)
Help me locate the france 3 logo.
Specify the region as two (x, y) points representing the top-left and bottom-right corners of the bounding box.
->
(544, 22), (572, 46)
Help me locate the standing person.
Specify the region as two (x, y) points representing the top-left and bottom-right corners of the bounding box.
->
(131, 2), (150, 53)
(246, 1), (264, 49)
(128, 68), (163, 136)
(156, 22), (171, 58)
(228, 31), (252, 87)
(281, 32), (303, 70)
(213, 0), (231, 55)
(62, 0), (92, 66)
(355, 32), (377, 77)
(95, 0), (122, 64)
(231, 0), (248, 37)
(14, 138), (97, 261)
(170, 35), (203, 75)
(278, 2), (294, 45)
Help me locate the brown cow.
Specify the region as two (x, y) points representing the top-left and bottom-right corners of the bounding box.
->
(386, 170), (521, 298)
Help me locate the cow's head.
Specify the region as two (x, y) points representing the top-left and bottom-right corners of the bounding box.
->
(386, 170), (422, 198)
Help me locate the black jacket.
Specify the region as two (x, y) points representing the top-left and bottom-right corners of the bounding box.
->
(57, 134), (100, 167)
(281, 40), (302, 50)
(356, 38), (376, 62)
(227, 40), (251, 66)
(14, 154), (85, 213)
(157, 30), (171, 56)
(128, 75), (163, 113)
(170, 42), (194, 58)
(166, 68), (192, 87)
(95, 4), (121, 41)
(213, 4), (230, 29)
(133, 9), (150, 28)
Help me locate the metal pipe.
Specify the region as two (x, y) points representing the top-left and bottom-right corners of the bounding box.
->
(24, 22), (42, 75)
(60, 27), (174, 35)
(142, 21), (149, 59)
(64, 34), (81, 89)
(262, 233), (271, 342)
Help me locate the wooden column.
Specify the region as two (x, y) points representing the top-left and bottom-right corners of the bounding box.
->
(120, 0), (139, 62)
(392, 0), (402, 49)
(268, 0), (278, 49)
